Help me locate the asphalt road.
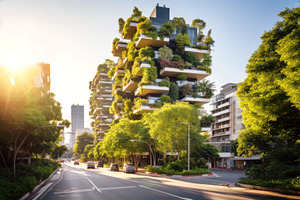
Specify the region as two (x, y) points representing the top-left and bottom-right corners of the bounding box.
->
(41, 162), (300, 200)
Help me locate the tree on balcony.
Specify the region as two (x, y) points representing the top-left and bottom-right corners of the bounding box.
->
(197, 79), (215, 98)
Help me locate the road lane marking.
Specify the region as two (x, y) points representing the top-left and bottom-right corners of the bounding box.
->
(99, 186), (136, 191)
(86, 176), (102, 193)
(139, 185), (193, 200)
(54, 188), (94, 194)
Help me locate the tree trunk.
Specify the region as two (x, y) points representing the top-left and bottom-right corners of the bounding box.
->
(13, 132), (30, 178)
(163, 153), (166, 162)
(36, 154), (39, 167)
(0, 149), (10, 174)
(177, 144), (180, 161)
(262, 154), (265, 176)
(149, 151), (152, 166)
(133, 155), (142, 172)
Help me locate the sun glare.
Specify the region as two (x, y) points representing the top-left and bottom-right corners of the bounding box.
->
(5, 54), (28, 71)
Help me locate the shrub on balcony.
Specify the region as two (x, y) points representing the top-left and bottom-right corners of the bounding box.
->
(175, 33), (191, 53)
(107, 67), (116, 78)
(192, 93), (198, 98)
(158, 79), (171, 87)
(134, 98), (148, 110)
(177, 74), (187, 81)
(159, 22), (175, 38)
(159, 46), (173, 60)
(180, 84), (193, 98)
(112, 38), (120, 49)
(118, 18), (125, 34)
(160, 95), (171, 103)
(145, 32), (158, 40)
(148, 25), (157, 32)
(172, 17), (187, 35)
(172, 54), (182, 61)
(127, 41), (139, 62)
(169, 82), (179, 102)
(141, 65), (157, 83)
(137, 18), (151, 33)
(139, 46), (155, 59)
(184, 51), (196, 64)
(197, 66), (211, 74)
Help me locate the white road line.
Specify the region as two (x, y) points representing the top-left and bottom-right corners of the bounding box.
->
(139, 185), (193, 200)
(54, 188), (94, 195)
(32, 183), (53, 200)
(86, 177), (102, 193)
(99, 186), (136, 191)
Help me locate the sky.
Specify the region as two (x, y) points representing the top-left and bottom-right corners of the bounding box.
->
(0, 0), (298, 132)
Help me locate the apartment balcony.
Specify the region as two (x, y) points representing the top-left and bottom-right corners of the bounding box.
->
(122, 21), (138, 39)
(133, 103), (156, 115)
(182, 95), (210, 105)
(99, 73), (108, 77)
(160, 67), (209, 81)
(99, 80), (113, 85)
(212, 124), (230, 131)
(212, 109), (230, 117)
(211, 102), (230, 112)
(136, 34), (169, 48)
(211, 131), (230, 138)
(112, 42), (128, 57)
(217, 117), (230, 123)
(135, 84), (169, 97)
(123, 80), (138, 92)
(113, 87), (123, 95)
(96, 115), (108, 119)
(184, 46), (210, 59)
(93, 107), (102, 115)
(96, 97), (113, 102)
(99, 123), (110, 126)
(112, 69), (125, 80)
(136, 62), (151, 76)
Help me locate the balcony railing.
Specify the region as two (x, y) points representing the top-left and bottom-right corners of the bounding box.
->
(123, 80), (138, 92)
(112, 42), (128, 57)
(133, 103), (156, 115)
(136, 62), (151, 76)
(160, 67), (209, 81)
(184, 46), (210, 59)
(217, 116), (230, 123)
(212, 109), (230, 117)
(135, 84), (169, 96)
(182, 95), (210, 105)
(136, 33), (169, 48)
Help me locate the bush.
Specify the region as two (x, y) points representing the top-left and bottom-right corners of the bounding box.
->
(145, 165), (210, 175)
(35, 166), (53, 181)
(245, 164), (262, 179)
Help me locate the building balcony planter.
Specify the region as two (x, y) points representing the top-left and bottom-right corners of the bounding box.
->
(112, 42), (128, 57)
(136, 34), (169, 48)
(133, 103), (156, 115)
(136, 62), (151, 76)
(135, 84), (169, 97)
(122, 21), (139, 39)
(123, 80), (138, 92)
(112, 69), (125, 80)
(160, 67), (209, 81)
(184, 46), (210, 59)
(182, 95), (210, 105)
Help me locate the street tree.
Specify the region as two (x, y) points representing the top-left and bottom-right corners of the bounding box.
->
(73, 132), (94, 159)
(236, 5), (300, 177)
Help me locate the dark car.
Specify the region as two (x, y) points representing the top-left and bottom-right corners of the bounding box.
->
(109, 163), (119, 171)
(74, 161), (79, 165)
(97, 160), (104, 167)
(87, 161), (95, 169)
(123, 163), (135, 173)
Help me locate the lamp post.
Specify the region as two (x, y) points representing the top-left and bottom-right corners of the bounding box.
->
(130, 140), (156, 166)
(180, 122), (190, 171)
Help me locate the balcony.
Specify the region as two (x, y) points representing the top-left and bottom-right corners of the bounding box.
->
(212, 124), (230, 131)
(212, 109), (230, 117)
(122, 21), (139, 39)
(136, 34), (169, 48)
(99, 80), (113, 85)
(184, 47), (210, 59)
(112, 69), (125, 80)
(93, 107), (102, 115)
(96, 97), (113, 102)
(123, 80), (138, 92)
(211, 131), (230, 138)
(133, 104), (156, 115)
(135, 85), (169, 97)
(99, 123), (110, 126)
(182, 95), (210, 105)
(136, 62), (151, 76)
(160, 67), (209, 81)
(112, 42), (128, 57)
(217, 117), (230, 123)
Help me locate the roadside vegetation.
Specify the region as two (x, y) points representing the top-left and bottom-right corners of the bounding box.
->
(236, 4), (300, 191)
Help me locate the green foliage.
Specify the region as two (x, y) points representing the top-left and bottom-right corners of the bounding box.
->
(73, 132), (94, 158)
(169, 82), (179, 102)
(148, 25), (157, 32)
(139, 46), (155, 59)
(158, 79), (171, 87)
(123, 17), (133, 35)
(179, 84), (193, 98)
(134, 98), (148, 110)
(177, 74), (187, 81)
(143, 102), (200, 158)
(191, 18), (206, 43)
(172, 54), (182, 62)
(141, 65), (157, 83)
(197, 79), (215, 98)
(159, 22), (175, 37)
(175, 34), (191, 52)
(118, 18), (125, 33)
(137, 18), (151, 33)
(51, 144), (68, 159)
(112, 37), (120, 48)
(145, 32), (158, 40)
(127, 40), (139, 62)
(123, 99), (133, 118)
(184, 51), (196, 63)
(146, 165), (210, 175)
(160, 95), (171, 103)
(200, 114), (215, 127)
(131, 6), (142, 19)
(172, 17), (187, 35)
(159, 46), (173, 60)
(236, 6), (300, 176)
(239, 177), (300, 191)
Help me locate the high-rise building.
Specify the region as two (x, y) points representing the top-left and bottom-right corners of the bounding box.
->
(208, 83), (260, 169)
(108, 4), (212, 119)
(71, 104), (84, 144)
(15, 62), (51, 92)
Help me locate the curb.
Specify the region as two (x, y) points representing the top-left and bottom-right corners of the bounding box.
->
(237, 183), (300, 196)
(145, 172), (214, 177)
(19, 167), (61, 200)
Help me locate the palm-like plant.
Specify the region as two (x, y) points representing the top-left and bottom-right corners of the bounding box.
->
(197, 79), (215, 98)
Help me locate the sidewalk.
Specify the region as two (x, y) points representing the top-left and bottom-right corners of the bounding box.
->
(210, 167), (245, 172)
(22, 167), (63, 200)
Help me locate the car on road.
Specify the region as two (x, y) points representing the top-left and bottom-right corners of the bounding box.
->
(97, 160), (104, 167)
(109, 163), (119, 171)
(87, 161), (95, 169)
(74, 161), (79, 165)
(123, 163), (135, 173)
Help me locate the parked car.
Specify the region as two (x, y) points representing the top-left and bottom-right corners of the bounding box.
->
(109, 163), (119, 171)
(97, 160), (104, 167)
(74, 161), (79, 165)
(123, 163), (135, 173)
(87, 161), (95, 169)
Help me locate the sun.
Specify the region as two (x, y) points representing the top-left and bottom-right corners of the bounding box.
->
(5, 54), (27, 71)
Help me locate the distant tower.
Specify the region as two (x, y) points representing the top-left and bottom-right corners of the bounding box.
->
(71, 104), (84, 146)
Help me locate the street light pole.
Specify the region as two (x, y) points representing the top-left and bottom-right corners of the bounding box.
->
(130, 140), (156, 166)
(180, 122), (190, 171)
